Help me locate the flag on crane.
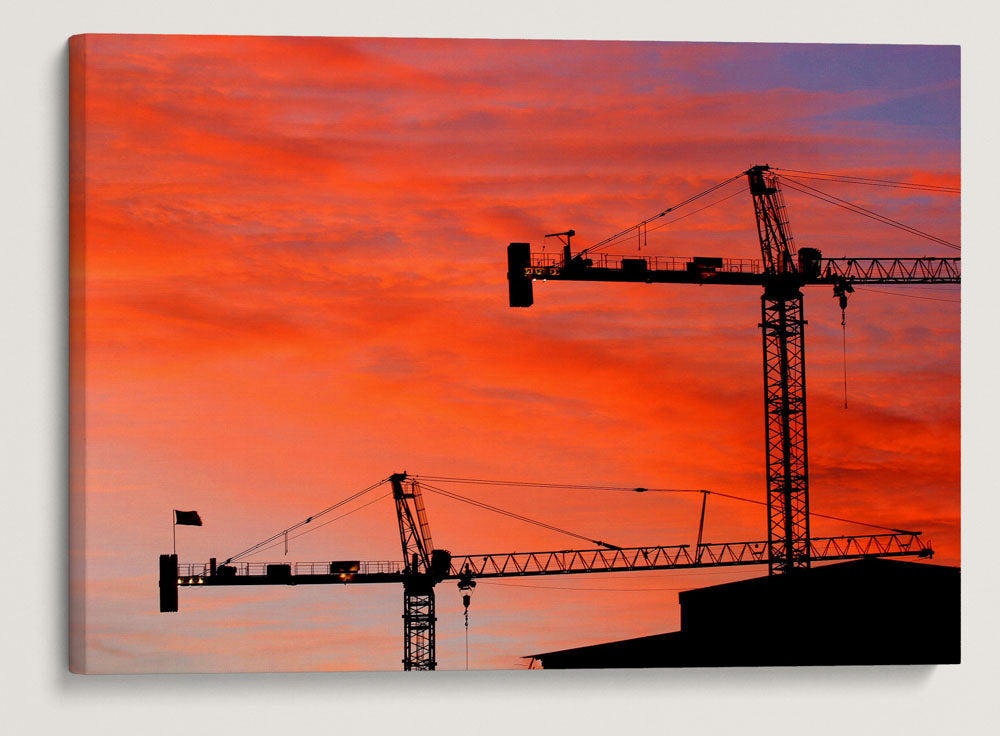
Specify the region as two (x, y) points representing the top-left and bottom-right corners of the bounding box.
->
(174, 510), (202, 526)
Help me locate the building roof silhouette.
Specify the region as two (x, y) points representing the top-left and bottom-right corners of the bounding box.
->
(529, 558), (959, 668)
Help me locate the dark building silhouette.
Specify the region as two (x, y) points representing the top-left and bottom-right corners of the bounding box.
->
(530, 558), (959, 668)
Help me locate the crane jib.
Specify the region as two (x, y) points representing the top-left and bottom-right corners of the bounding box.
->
(512, 252), (959, 289)
(164, 532), (931, 590)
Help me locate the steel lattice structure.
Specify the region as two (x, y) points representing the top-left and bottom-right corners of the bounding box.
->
(750, 165), (812, 573)
(402, 590), (436, 671)
(163, 529), (932, 666)
(392, 473), (445, 670)
(761, 292), (810, 572)
(444, 533), (928, 578)
(821, 257), (960, 283)
(170, 533), (931, 587)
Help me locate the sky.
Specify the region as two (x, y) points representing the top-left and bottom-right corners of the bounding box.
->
(69, 35), (960, 673)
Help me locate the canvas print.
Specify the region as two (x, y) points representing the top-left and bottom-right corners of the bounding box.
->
(69, 35), (960, 673)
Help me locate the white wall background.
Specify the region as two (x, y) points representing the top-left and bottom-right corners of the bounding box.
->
(2, 1), (997, 734)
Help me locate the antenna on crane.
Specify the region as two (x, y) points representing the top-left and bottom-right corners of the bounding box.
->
(545, 229), (575, 268)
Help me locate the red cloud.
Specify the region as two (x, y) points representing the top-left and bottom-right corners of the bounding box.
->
(72, 35), (960, 673)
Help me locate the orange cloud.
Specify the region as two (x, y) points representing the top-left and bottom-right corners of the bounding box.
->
(72, 35), (960, 673)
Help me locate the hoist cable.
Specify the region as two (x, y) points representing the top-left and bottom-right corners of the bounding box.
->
(419, 482), (619, 548)
(773, 167), (960, 193)
(778, 176), (960, 250)
(416, 475), (908, 534)
(597, 186), (746, 252)
(776, 172), (959, 194)
(567, 166), (956, 262)
(583, 176), (744, 255)
(578, 172), (745, 256)
(779, 175), (960, 249)
(247, 492), (393, 557)
(414, 474), (705, 493)
(842, 319), (849, 410)
(222, 477), (390, 563)
(855, 286), (961, 303)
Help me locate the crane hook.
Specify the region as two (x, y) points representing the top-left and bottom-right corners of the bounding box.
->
(832, 279), (854, 326)
(832, 279), (854, 409)
(457, 564), (477, 670)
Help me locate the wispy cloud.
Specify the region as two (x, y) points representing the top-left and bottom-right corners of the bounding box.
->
(73, 35), (960, 672)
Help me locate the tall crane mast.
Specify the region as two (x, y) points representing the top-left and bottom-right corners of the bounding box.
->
(393, 472), (450, 670)
(506, 164), (960, 575)
(750, 164), (810, 575)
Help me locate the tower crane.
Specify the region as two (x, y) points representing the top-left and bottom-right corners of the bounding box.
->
(161, 472), (932, 670)
(506, 164), (960, 575)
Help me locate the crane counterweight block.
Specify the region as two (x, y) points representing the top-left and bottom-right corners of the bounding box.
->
(159, 553), (178, 612)
(430, 549), (452, 582)
(797, 248), (823, 279)
(507, 242), (534, 307)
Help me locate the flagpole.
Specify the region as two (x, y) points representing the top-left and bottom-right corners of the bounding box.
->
(172, 511), (176, 556)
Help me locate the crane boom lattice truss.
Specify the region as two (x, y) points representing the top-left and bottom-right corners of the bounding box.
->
(169, 531), (931, 584)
